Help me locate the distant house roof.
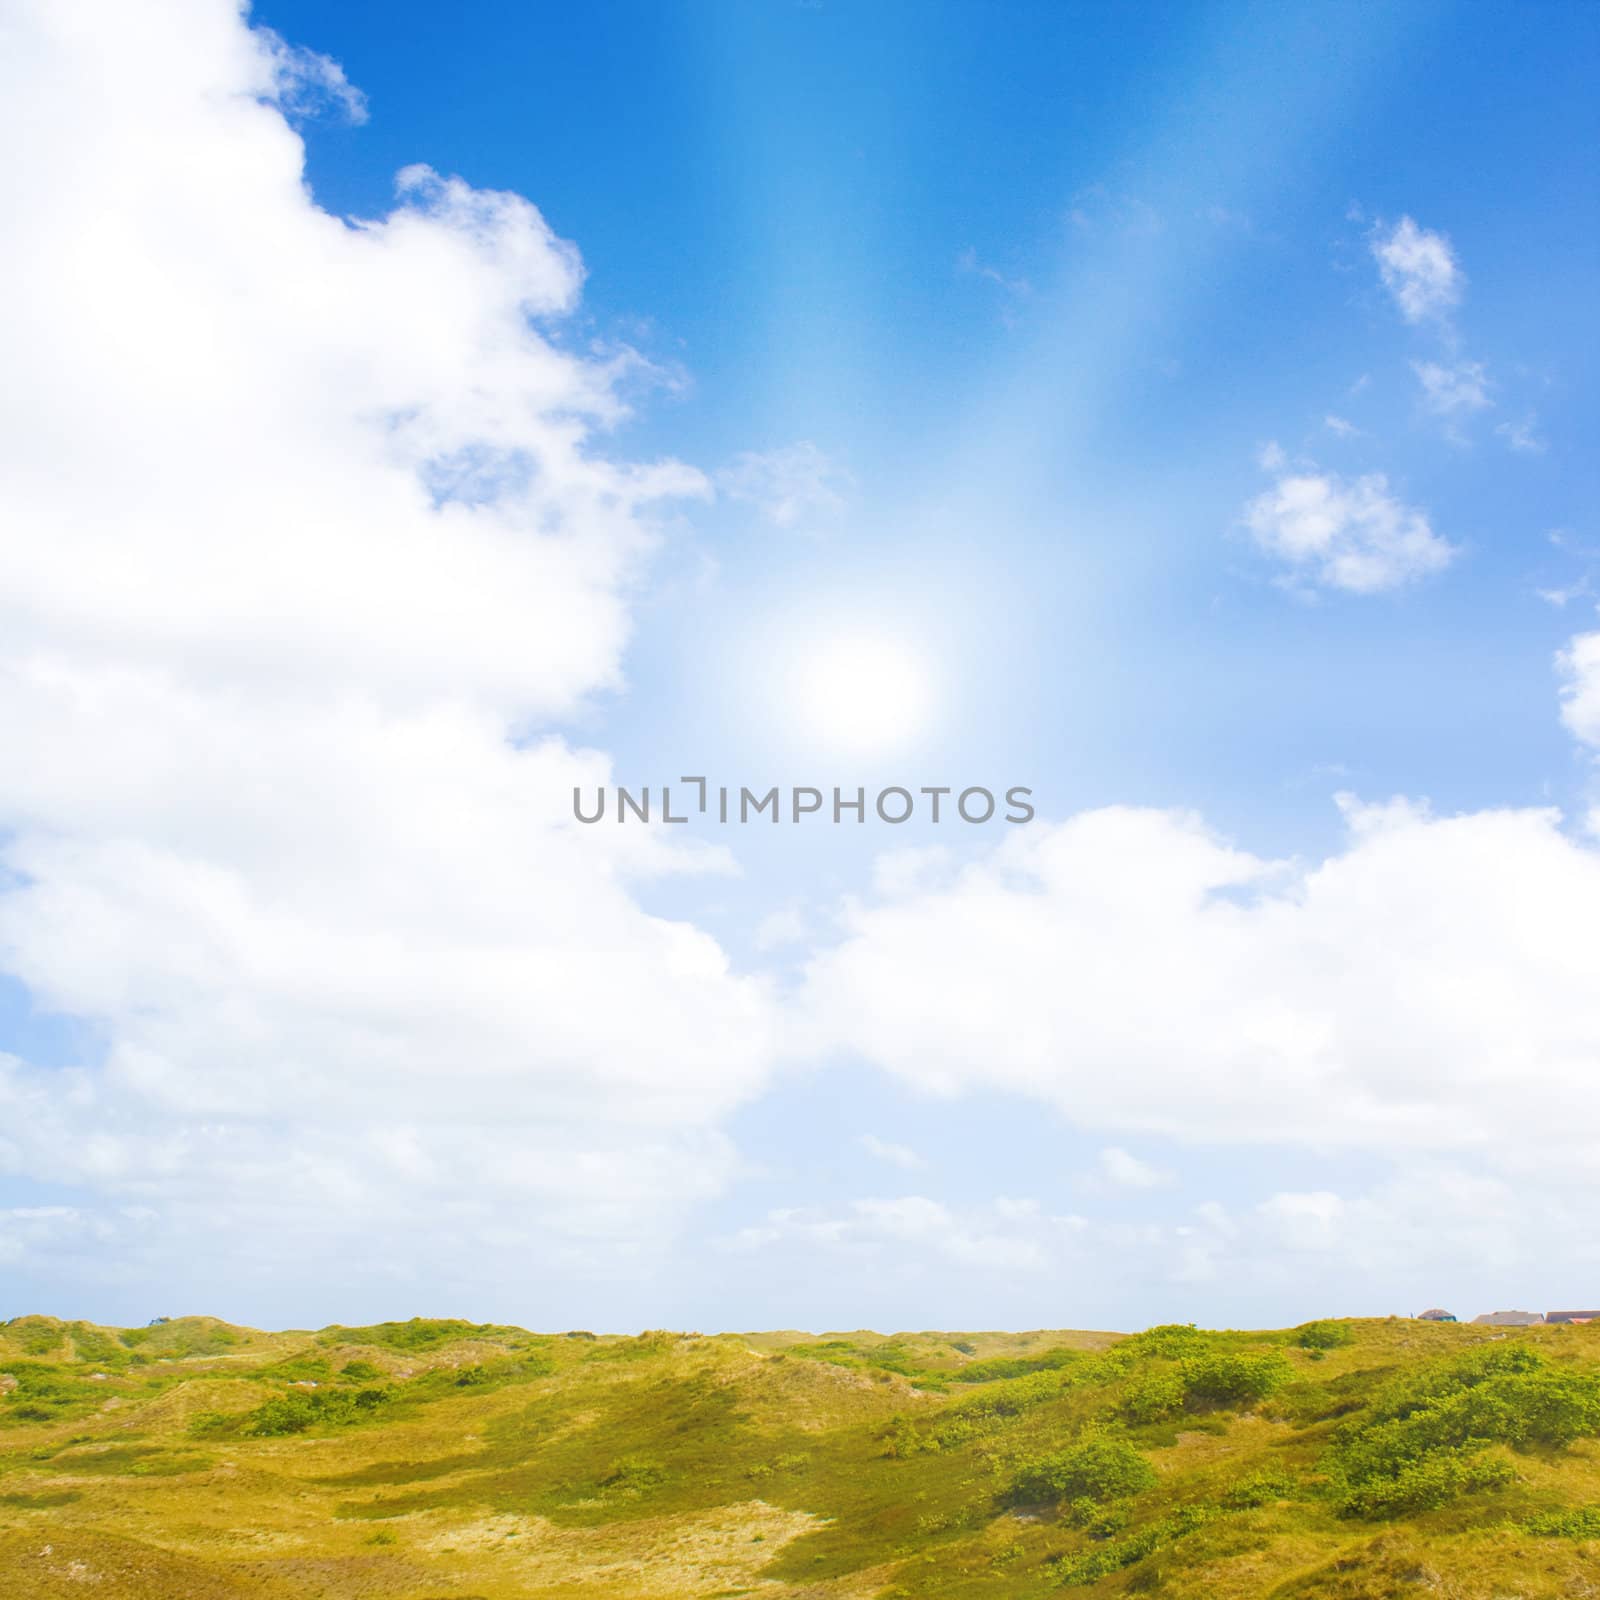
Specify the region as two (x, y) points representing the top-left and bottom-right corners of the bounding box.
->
(1417, 1309), (1457, 1321)
(1472, 1311), (1543, 1326)
(1547, 1311), (1600, 1324)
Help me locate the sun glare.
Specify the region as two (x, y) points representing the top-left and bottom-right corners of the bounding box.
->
(794, 636), (932, 753)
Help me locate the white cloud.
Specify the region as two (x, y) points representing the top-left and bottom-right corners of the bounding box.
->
(724, 1195), (1054, 1275)
(1244, 455), (1455, 592)
(1371, 215), (1462, 324)
(859, 1134), (927, 1171)
(717, 441), (850, 530)
(955, 246), (1031, 300)
(754, 905), (810, 952)
(1067, 186), (1162, 239)
(1257, 1191), (1345, 1252)
(1412, 359), (1491, 417)
(0, 0), (775, 1303)
(259, 28), (369, 124)
(798, 800), (1600, 1167)
(1092, 1147), (1175, 1190)
(1323, 414), (1360, 438)
(1558, 627), (1600, 749)
(715, 1162), (1595, 1321)
(1498, 415), (1547, 454)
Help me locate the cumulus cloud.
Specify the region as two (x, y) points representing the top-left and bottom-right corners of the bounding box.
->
(717, 441), (851, 530)
(1244, 455), (1455, 592)
(1371, 215), (1462, 325)
(797, 800), (1600, 1169)
(1559, 627), (1600, 749)
(1412, 359), (1491, 418)
(0, 0), (773, 1304)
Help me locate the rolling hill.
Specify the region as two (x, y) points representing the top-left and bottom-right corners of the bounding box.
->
(3, 1312), (1598, 1597)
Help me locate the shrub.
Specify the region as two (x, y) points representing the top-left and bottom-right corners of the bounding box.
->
(1522, 1506), (1600, 1539)
(0, 1362), (105, 1426)
(1295, 1320), (1354, 1351)
(324, 1318), (519, 1352)
(958, 1347), (1079, 1384)
(9, 1320), (65, 1357)
(1326, 1344), (1600, 1518)
(66, 1324), (127, 1366)
(1009, 1435), (1157, 1506)
(1179, 1351), (1292, 1409)
(1067, 1498), (1130, 1537)
(1121, 1369), (1185, 1424)
(244, 1385), (390, 1436)
(601, 1455), (670, 1494)
(1053, 1507), (1212, 1586)
(1220, 1469), (1298, 1509)
(1336, 1450), (1513, 1517)
(1126, 1325), (1216, 1360)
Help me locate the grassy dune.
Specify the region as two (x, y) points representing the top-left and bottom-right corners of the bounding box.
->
(3, 1312), (1599, 1598)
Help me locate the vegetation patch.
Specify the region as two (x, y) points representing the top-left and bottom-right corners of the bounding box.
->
(1521, 1505), (1600, 1538)
(1326, 1343), (1600, 1517)
(2, 1315), (1598, 1598)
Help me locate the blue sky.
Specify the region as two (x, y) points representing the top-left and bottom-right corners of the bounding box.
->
(262, 0), (1597, 841)
(1, 0), (1598, 1333)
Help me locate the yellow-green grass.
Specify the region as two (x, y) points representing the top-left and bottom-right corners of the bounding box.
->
(3, 1313), (1598, 1597)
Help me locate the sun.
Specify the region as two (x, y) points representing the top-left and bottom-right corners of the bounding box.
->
(793, 636), (932, 753)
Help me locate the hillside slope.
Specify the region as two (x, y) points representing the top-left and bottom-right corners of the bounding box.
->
(2, 1314), (1598, 1597)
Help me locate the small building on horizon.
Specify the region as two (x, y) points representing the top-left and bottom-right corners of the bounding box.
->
(1546, 1310), (1600, 1325)
(1473, 1311), (1543, 1326)
(1416, 1308), (1457, 1322)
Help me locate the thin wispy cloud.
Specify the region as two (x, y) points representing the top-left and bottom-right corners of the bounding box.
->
(1413, 359), (1491, 418)
(718, 441), (851, 530)
(1091, 1147), (1176, 1191)
(858, 1133), (927, 1171)
(1497, 414), (1547, 453)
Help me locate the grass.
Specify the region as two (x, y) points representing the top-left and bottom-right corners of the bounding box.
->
(2, 1313), (1599, 1596)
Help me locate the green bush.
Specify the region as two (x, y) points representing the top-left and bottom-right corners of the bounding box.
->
(1219, 1469), (1298, 1509)
(958, 1347), (1079, 1384)
(1179, 1351), (1292, 1409)
(1009, 1435), (1157, 1506)
(1336, 1450), (1513, 1517)
(600, 1455), (671, 1494)
(243, 1385), (390, 1436)
(8, 1320), (65, 1357)
(1053, 1506), (1212, 1586)
(1295, 1320), (1354, 1351)
(1125, 1325), (1217, 1360)
(1121, 1369), (1185, 1424)
(66, 1324), (128, 1366)
(322, 1318), (520, 1352)
(1066, 1498), (1130, 1537)
(1522, 1505), (1600, 1538)
(1326, 1345), (1600, 1518)
(0, 1362), (107, 1426)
